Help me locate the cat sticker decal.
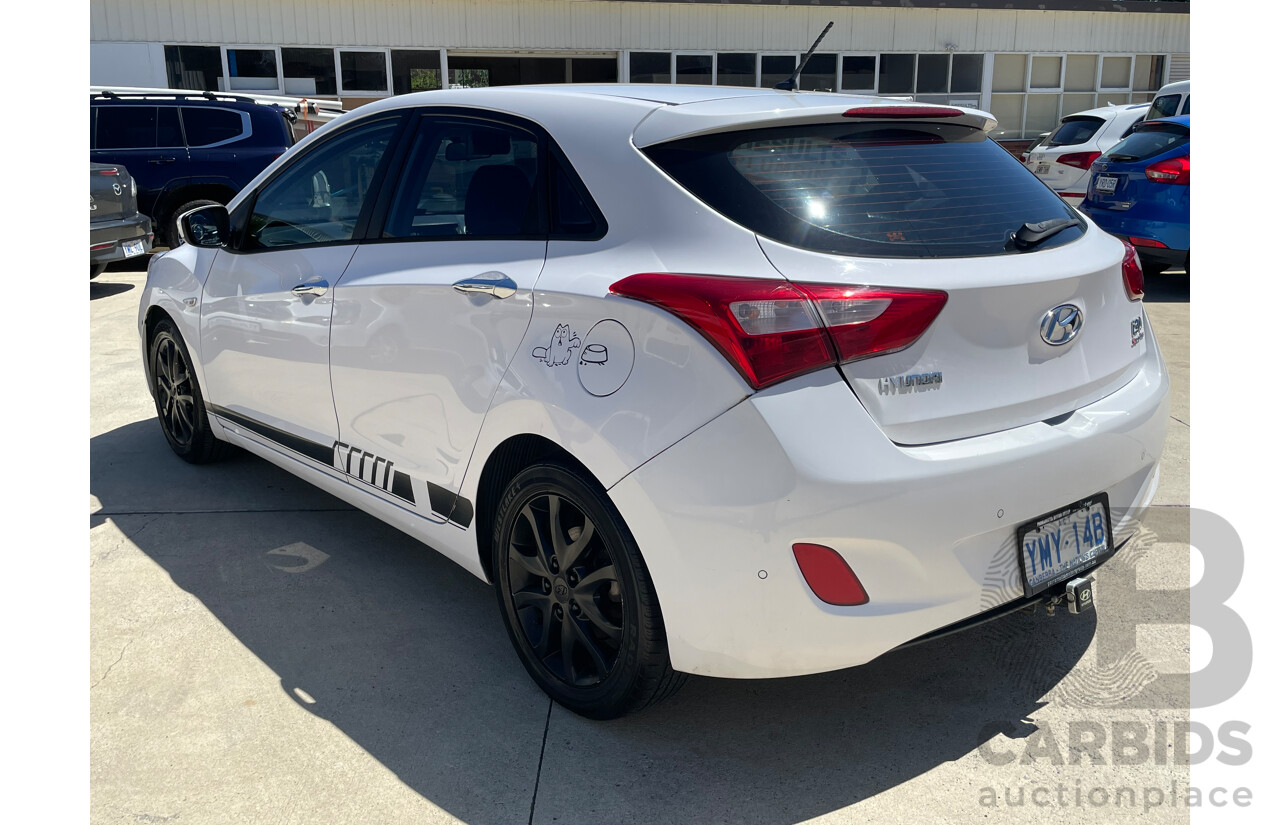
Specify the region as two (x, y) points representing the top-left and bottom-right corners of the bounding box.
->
(532, 324), (582, 367)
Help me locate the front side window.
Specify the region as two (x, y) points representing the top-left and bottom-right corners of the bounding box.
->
(244, 117), (400, 249)
(645, 122), (1083, 259)
(382, 118), (544, 239)
(1149, 94), (1181, 119)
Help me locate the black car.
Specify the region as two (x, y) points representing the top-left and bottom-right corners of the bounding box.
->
(90, 91), (296, 247)
(90, 162), (153, 278)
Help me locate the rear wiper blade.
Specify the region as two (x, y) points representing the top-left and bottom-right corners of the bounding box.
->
(1108, 154), (1138, 161)
(1007, 217), (1081, 251)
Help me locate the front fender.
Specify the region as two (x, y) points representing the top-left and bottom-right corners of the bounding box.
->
(137, 244), (221, 405)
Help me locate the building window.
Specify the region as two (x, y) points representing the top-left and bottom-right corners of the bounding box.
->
(1133, 55), (1166, 92)
(1099, 56), (1133, 90)
(916, 54), (949, 94)
(797, 53), (837, 92)
(840, 55), (875, 91)
(717, 53), (756, 87)
(340, 50), (389, 94)
(675, 54), (712, 85)
(165, 46), (221, 92)
(760, 55), (797, 88)
(282, 48), (337, 96)
(227, 48), (279, 91)
(570, 58), (618, 84)
(391, 50), (443, 94)
(950, 55), (983, 95)
(1030, 56), (1064, 90)
(630, 52), (671, 83)
(878, 54), (915, 94)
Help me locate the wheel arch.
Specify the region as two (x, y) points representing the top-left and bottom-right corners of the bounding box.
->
(472, 433), (597, 584)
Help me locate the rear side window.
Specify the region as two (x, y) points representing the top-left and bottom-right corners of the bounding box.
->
(1046, 116), (1103, 147)
(644, 122), (1082, 258)
(1181, 95), (1190, 115)
(1149, 94), (1181, 119)
(181, 107), (246, 146)
(95, 106), (183, 150)
(1103, 122), (1189, 162)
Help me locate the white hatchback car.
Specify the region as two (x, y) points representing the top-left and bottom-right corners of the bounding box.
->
(140, 85), (1168, 718)
(1024, 103), (1150, 205)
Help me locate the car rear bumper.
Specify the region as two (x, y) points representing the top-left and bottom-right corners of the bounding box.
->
(1082, 205), (1189, 253)
(609, 314), (1169, 678)
(90, 214), (154, 264)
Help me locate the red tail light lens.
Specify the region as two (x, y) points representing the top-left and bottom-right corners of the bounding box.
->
(1145, 155), (1189, 184)
(95, 167), (119, 176)
(1120, 239), (1144, 301)
(1056, 151), (1101, 171)
(842, 106), (962, 119)
(609, 273), (946, 389)
(792, 543), (870, 606)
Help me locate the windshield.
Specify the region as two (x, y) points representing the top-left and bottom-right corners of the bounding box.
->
(1103, 122), (1189, 162)
(645, 121), (1082, 258)
(1046, 117), (1104, 147)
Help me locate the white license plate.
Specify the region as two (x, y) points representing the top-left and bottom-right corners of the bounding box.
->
(1017, 495), (1112, 593)
(122, 239), (145, 257)
(1036, 163), (1050, 175)
(1095, 175), (1118, 194)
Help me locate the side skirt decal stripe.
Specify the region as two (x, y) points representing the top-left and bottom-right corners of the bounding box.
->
(208, 405), (333, 465)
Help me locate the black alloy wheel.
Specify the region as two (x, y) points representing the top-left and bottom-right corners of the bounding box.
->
(493, 464), (685, 718)
(148, 319), (227, 464)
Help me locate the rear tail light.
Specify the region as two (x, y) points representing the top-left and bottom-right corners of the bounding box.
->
(1056, 151), (1101, 170)
(610, 273), (946, 390)
(95, 167), (119, 176)
(1120, 239), (1145, 301)
(1145, 155), (1189, 184)
(842, 106), (962, 119)
(792, 543), (870, 606)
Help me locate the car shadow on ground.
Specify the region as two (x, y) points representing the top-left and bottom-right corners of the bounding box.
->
(89, 280), (135, 300)
(1142, 269), (1189, 303)
(92, 418), (1095, 825)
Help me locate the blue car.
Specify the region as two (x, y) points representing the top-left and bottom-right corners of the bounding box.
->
(1080, 115), (1189, 275)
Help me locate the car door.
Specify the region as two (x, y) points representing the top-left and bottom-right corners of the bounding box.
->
(91, 104), (190, 220)
(200, 113), (405, 473)
(328, 112), (548, 523)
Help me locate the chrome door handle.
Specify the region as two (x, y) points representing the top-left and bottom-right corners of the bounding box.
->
(291, 280), (329, 297)
(452, 272), (517, 299)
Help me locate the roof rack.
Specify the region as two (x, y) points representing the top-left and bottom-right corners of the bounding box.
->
(88, 86), (347, 116)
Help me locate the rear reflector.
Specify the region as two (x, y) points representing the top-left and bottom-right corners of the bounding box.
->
(1120, 239), (1145, 301)
(1056, 151), (1101, 171)
(610, 273), (947, 389)
(792, 543), (870, 606)
(1128, 236), (1168, 249)
(843, 106), (962, 119)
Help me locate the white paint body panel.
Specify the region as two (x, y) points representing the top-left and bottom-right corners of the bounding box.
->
(1025, 104), (1150, 205)
(138, 85), (1171, 681)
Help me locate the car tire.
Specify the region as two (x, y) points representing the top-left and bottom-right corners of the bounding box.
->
(90, 262), (106, 280)
(167, 199), (222, 248)
(148, 318), (228, 464)
(492, 462), (686, 719)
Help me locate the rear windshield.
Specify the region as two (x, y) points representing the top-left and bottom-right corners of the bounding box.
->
(644, 122), (1082, 258)
(1103, 122), (1189, 162)
(1046, 116), (1104, 147)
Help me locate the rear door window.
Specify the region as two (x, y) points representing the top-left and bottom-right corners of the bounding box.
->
(95, 106), (183, 150)
(644, 122), (1082, 258)
(1046, 116), (1104, 147)
(181, 107), (248, 146)
(1103, 122), (1189, 162)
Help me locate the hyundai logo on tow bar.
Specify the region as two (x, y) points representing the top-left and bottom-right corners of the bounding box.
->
(1040, 304), (1084, 346)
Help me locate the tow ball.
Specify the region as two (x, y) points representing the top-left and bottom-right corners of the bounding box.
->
(1042, 575), (1096, 618)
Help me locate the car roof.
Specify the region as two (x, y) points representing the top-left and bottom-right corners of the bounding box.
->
(1154, 80), (1190, 96)
(90, 93), (279, 113)
(1061, 103), (1150, 122)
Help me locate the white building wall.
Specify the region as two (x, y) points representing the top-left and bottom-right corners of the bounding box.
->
(89, 0), (1189, 54)
(89, 42), (167, 87)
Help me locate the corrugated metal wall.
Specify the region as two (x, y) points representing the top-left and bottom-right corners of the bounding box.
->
(89, 0), (1190, 54)
(1170, 54), (1191, 82)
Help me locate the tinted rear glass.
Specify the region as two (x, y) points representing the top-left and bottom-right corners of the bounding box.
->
(1046, 116), (1103, 147)
(1149, 94), (1181, 119)
(1103, 122), (1189, 162)
(644, 122), (1082, 258)
(181, 107), (245, 146)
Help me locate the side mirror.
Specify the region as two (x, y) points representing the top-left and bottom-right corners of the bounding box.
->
(178, 204), (230, 248)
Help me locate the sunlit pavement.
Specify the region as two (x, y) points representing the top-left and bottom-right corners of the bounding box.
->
(91, 259), (1191, 825)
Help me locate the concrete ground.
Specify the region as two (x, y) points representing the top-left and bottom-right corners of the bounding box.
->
(91, 260), (1191, 825)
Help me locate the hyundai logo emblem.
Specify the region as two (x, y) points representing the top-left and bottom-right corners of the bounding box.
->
(1040, 304), (1084, 346)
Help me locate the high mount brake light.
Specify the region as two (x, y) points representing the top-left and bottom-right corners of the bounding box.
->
(609, 273), (947, 390)
(1120, 239), (1145, 301)
(842, 106), (963, 119)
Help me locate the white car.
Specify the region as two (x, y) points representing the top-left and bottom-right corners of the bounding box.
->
(1024, 103), (1151, 205)
(1145, 80), (1190, 121)
(139, 86), (1169, 719)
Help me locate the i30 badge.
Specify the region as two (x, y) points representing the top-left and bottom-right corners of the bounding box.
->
(1040, 304), (1084, 346)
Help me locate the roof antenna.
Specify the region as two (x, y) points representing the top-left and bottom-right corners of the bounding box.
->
(775, 21), (834, 91)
